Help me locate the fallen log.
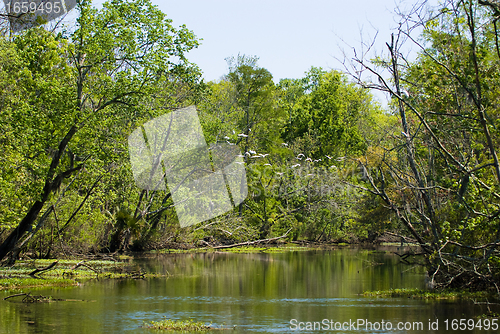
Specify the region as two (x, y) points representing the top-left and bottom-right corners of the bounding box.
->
(384, 232), (418, 244)
(70, 261), (100, 274)
(211, 228), (292, 250)
(3, 293), (28, 300)
(3, 292), (87, 303)
(29, 260), (58, 276)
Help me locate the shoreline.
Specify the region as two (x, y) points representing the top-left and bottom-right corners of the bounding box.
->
(0, 243), (432, 293)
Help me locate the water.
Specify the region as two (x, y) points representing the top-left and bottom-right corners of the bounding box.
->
(0, 247), (498, 333)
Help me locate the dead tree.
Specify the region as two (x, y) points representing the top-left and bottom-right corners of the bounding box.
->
(342, 0), (500, 293)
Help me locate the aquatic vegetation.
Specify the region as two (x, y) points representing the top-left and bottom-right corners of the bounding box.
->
(0, 277), (77, 290)
(363, 288), (493, 300)
(0, 258), (159, 290)
(144, 318), (213, 331)
(217, 245), (317, 253)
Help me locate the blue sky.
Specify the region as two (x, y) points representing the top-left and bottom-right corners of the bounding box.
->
(158, 0), (403, 82)
(149, 0), (439, 106)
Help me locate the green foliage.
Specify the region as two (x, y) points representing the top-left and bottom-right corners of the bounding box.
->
(363, 288), (492, 300)
(399, 1), (500, 249)
(196, 61), (384, 243)
(0, 0), (203, 258)
(144, 318), (212, 331)
(0, 28), (74, 227)
(280, 67), (378, 159)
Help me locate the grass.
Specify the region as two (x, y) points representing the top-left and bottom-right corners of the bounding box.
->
(0, 258), (162, 291)
(363, 288), (494, 300)
(0, 277), (77, 290)
(144, 318), (213, 331)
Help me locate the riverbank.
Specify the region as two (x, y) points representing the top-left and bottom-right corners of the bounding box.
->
(363, 288), (497, 300)
(0, 243), (450, 294)
(0, 243), (406, 291)
(147, 239), (419, 254)
(0, 244), (321, 290)
(0, 242), (426, 291)
(0, 258), (161, 291)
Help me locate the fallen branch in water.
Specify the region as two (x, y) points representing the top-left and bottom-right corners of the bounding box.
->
(29, 260), (58, 276)
(70, 261), (100, 274)
(3, 293), (28, 300)
(384, 232), (419, 244)
(3, 292), (87, 303)
(210, 228), (292, 250)
(4, 292), (53, 303)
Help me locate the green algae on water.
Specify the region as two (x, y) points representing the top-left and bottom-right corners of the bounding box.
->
(144, 318), (212, 331)
(363, 288), (493, 300)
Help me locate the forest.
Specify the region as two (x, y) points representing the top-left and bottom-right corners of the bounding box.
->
(0, 0), (500, 293)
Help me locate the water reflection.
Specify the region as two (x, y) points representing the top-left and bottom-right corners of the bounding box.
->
(0, 247), (498, 333)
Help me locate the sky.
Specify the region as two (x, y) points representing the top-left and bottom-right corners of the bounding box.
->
(147, 0), (438, 106)
(157, 0), (406, 82)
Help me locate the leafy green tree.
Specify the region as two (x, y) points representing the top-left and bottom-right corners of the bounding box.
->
(0, 0), (201, 261)
(224, 54), (284, 157)
(280, 68), (377, 160)
(197, 55), (285, 237)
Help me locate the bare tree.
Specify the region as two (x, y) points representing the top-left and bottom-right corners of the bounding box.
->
(342, 0), (500, 293)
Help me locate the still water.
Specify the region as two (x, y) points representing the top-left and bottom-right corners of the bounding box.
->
(0, 247), (498, 333)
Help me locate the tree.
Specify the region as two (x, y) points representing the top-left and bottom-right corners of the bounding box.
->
(344, 0), (500, 292)
(0, 0), (200, 262)
(280, 68), (377, 160)
(224, 54), (283, 157)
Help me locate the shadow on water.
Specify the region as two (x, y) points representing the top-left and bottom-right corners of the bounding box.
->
(0, 246), (498, 333)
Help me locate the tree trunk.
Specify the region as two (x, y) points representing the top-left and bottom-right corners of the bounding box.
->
(0, 201), (44, 261)
(0, 126), (79, 263)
